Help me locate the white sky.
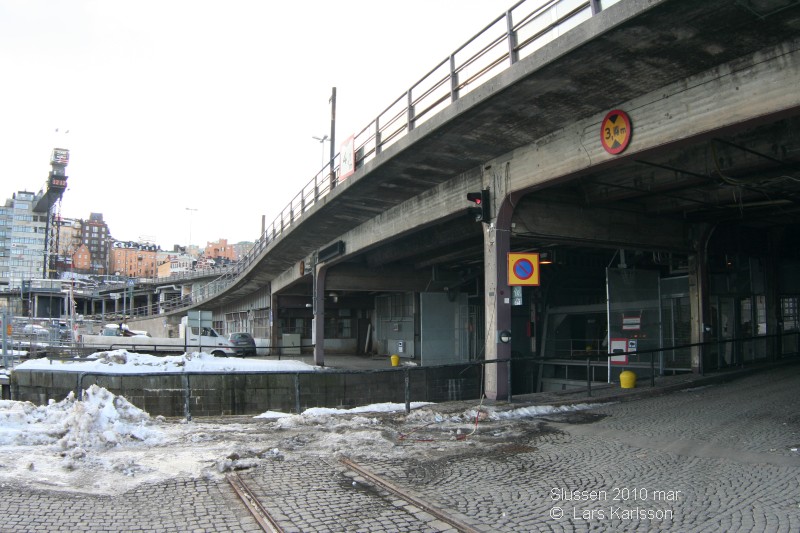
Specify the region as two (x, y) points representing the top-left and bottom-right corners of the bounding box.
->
(0, 0), (509, 250)
(1, 350), (593, 495)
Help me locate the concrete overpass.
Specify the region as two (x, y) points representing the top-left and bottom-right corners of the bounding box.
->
(130, 0), (800, 399)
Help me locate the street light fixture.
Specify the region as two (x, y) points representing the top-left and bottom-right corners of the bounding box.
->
(312, 135), (329, 169)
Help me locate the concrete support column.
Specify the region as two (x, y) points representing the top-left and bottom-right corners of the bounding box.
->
(269, 295), (279, 358)
(767, 228), (783, 360)
(688, 254), (704, 373)
(484, 178), (514, 400)
(313, 264), (328, 366)
(688, 224), (713, 374)
(146, 293), (153, 316)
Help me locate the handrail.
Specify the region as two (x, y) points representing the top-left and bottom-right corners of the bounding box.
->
(116, 0), (599, 319)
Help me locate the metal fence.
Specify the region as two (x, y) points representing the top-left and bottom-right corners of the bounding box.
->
(8, 330), (800, 415)
(1, 316), (87, 368)
(535, 330), (800, 396)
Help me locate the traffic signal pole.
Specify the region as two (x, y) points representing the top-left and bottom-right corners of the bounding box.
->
(469, 173), (514, 401)
(483, 203), (513, 401)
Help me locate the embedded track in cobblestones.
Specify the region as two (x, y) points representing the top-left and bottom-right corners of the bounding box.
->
(339, 456), (483, 533)
(227, 456), (489, 533)
(227, 471), (285, 532)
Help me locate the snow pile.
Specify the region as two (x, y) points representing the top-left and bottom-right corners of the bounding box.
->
(471, 403), (604, 421)
(96, 350), (131, 365)
(0, 384), (163, 449)
(55, 385), (164, 450)
(264, 402), (433, 428)
(255, 410), (292, 419)
(16, 350), (322, 373)
(301, 402), (433, 417)
(404, 402), (605, 425)
(273, 413), (381, 430)
(0, 386), (265, 493)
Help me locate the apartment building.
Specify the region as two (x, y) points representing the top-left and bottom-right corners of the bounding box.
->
(81, 213), (110, 274)
(109, 241), (160, 278)
(156, 252), (195, 278)
(0, 191), (47, 289)
(232, 241), (254, 260)
(53, 213), (111, 275)
(204, 238), (237, 263)
(55, 217), (82, 271)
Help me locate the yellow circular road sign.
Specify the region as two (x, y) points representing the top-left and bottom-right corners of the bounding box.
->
(601, 109), (632, 155)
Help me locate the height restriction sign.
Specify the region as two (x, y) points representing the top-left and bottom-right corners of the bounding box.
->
(508, 253), (540, 286)
(600, 109), (632, 155)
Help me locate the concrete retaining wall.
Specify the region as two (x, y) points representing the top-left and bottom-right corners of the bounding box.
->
(10, 365), (483, 417)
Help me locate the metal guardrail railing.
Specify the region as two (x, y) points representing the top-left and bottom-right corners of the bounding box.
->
(534, 330), (800, 396)
(101, 0), (604, 319)
(8, 330), (798, 417)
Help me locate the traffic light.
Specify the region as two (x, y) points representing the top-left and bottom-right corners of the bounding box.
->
(466, 189), (490, 223)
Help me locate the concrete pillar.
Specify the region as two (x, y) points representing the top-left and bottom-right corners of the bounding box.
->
(767, 228), (783, 360)
(688, 254), (704, 373)
(313, 264), (328, 366)
(269, 294), (278, 357)
(688, 224), (713, 374)
(484, 179), (514, 400)
(146, 293), (153, 316)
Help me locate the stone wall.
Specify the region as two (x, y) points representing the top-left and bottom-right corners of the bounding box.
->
(10, 364), (483, 417)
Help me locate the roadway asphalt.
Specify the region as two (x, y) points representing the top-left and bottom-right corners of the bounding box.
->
(1, 359), (798, 532)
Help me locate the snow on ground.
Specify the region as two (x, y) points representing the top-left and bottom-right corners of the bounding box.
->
(15, 349), (322, 373)
(0, 350), (598, 495)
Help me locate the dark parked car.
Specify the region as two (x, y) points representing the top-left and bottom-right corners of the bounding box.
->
(228, 332), (256, 357)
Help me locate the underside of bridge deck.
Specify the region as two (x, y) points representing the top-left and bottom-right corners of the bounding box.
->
(167, 1), (800, 396)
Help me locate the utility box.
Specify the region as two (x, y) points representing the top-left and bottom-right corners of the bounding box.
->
(282, 333), (301, 356)
(387, 339), (413, 358)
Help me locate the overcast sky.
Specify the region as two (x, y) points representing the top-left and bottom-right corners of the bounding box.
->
(0, 0), (508, 250)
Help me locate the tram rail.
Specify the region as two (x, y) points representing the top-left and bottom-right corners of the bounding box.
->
(226, 457), (485, 532)
(227, 471), (284, 533)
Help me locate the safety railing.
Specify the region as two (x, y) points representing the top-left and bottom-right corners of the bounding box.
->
(535, 330), (800, 397)
(1, 319), (87, 369)
(11, 330), (799, 417)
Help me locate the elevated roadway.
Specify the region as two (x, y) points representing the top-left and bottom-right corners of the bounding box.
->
(206, 0), (800, 294)
(136, 0), (800, 398)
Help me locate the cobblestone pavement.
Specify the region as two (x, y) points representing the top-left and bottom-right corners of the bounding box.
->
(237, 458), (460, 533)
(1, 362), (798, 532)
(361, 363), (800, 532)
(0, 477), (260, 532)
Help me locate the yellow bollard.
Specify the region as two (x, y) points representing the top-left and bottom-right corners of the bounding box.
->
(619, 370), (636, 389)
(390, 354), (400, 367)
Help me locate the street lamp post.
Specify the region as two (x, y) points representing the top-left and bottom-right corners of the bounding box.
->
(312, 135), (329, 169)
(185, 207), (198, 250)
